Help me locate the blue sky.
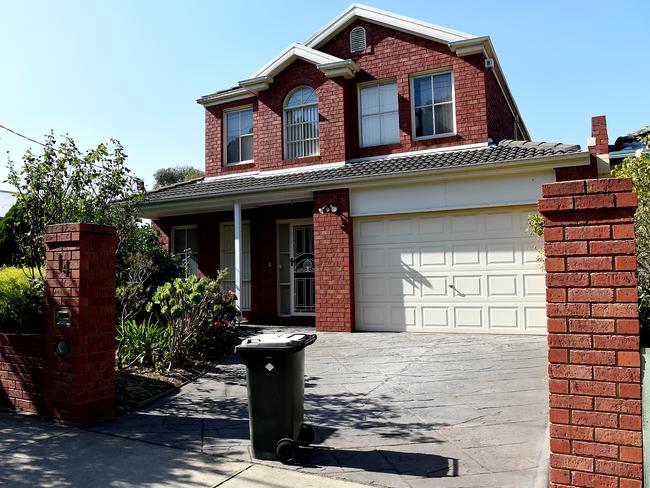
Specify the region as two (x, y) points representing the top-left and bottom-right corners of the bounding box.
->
(0, 0), (648, 191)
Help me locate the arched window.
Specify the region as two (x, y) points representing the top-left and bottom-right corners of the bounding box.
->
(284, 86), (319, 159)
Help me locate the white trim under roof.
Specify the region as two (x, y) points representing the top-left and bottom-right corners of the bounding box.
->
(237, 44), (359, 94)
(304, 3), (477, 48)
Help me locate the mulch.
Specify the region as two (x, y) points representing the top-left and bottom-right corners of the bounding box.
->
(115, 360), (215, 415)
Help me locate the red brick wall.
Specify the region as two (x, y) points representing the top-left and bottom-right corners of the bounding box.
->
(539, 178), (642, 488)
(205, 60), (348, 178)
(484, 67), (517, 142)
(313, 189), (354, 332)
(0, 333), (45, 411)
(322, 20), (490, 159)
(44, 223), (118, 425)
(203, 21), (515, 176)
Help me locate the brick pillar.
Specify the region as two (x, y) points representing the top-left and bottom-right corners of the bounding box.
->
(44, 223), (117, 425)
(313, 189), (354, 332)
(539, 178), (642, 487)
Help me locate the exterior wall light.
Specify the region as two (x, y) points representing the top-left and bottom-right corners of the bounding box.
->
(318, 203), (338, 214)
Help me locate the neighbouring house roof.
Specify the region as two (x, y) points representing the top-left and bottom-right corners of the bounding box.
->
(143, 140), (582, 207)
(610, 125), (650, 161)
(195, 4), (528, 138)
(0, 190), (14, 218)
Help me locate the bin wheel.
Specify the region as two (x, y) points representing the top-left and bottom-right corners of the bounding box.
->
(275, 438), (298, 464)
(298, 424), (315, 446)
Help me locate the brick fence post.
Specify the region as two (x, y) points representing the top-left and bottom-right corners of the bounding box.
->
(539, 178), (642, 487)
(313, 189), (354, 332)
(44, 223), (117, 425)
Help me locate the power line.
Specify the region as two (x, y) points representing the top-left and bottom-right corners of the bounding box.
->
(0, 123), (45, 146)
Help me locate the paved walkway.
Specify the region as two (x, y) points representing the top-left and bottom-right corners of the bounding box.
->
(90, 327), (550, 488)
(0, 411), (368, 487)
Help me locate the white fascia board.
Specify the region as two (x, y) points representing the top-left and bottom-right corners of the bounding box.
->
(305, 3), (477, 49)
(250, 43), (343, 79)
(238, 75), (273, 94)
(449, 37), (531, 141)
(197, 87), (255, 107)
(317, 60), (359, 79)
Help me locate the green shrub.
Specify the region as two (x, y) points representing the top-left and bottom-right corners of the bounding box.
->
(116, 224), (184, 324)
(146, 272), (239, 369)
(116, 317), (170, 370)
(611, 136), (650, 327)
(0, 267), (44, 333)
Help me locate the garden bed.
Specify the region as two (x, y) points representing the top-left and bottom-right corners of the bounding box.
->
(115, 360), (215, 414)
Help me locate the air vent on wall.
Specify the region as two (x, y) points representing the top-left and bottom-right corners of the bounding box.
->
(350, 26), (367, 53)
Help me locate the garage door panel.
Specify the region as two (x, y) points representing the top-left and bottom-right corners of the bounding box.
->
(452, 276), (482, 296)
(523, 274), (545, 297)
(422, 307), (450, 328)
(454, 307), (483, 328)
(488, 307), (519, 329)
(452, 244), (482, 265)
(421, 276), (448, 296)
(486, 243), (517, 264)
(524, 307), (547, 331)
(487, 275), (518, 297)
(355, 207), (546, 334)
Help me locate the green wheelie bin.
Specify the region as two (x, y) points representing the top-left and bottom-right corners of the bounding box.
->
(236, 333), (317, 464)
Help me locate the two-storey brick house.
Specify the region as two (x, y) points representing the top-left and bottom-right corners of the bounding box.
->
(142, 4), (605, 333)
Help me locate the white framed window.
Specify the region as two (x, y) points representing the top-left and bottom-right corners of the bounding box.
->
(359, 80), (399, 147)
(220, 222), (251, 311)
(411, 71), (455, 140)
(224, 106), (253, 165)
(284, 86), (319, 159)
(171, 226), (199, 277)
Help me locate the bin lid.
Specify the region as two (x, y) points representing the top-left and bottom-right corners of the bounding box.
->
(236, 333), (317, 353)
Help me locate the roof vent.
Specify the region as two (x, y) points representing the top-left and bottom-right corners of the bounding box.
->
(350, 26), (367, 53)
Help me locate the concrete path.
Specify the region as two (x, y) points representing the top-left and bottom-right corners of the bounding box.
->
(0, 411), (369, 487)
(90, 327), (549, 488)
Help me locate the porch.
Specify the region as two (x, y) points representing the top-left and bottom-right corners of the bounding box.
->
(151, 189), (353, 330)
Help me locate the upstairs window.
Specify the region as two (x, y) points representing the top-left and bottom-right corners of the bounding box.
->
(284, 86), (319, 159)
(359, 80), (399, 147)
(411, 71), (455, 139)
(350, 26), (367, 53)
(225, 107), (253, 165)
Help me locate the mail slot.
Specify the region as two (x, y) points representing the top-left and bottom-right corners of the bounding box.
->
(54, 307), (72, 327)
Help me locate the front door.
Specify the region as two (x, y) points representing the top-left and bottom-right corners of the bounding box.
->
(291, 223), (315, 315)
(277, 221), (315, 316)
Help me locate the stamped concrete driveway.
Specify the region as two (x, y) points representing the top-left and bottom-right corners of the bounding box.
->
(91, 327), (549, 488)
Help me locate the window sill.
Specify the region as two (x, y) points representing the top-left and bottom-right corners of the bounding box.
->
(412, 132), (457, 142)
(224, 160), (254, 167)
(283, 155), (321, 164)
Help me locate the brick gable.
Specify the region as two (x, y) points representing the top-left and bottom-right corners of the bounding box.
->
(203, 20), (517, 177)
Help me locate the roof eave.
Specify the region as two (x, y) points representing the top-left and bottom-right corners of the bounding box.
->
(141, 151), (588, 215)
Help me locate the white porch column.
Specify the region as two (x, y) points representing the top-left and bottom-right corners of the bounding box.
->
(233, 201), (242, 311)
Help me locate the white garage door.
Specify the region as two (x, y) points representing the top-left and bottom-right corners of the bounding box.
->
(354, 207), (546, 334)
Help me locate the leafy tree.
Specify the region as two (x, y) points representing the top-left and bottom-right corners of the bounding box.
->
(0, 203), (23, 266)
(611, 134), (650, 325)
(5, 133), (146, 277)
(153, 165), (204, 189)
